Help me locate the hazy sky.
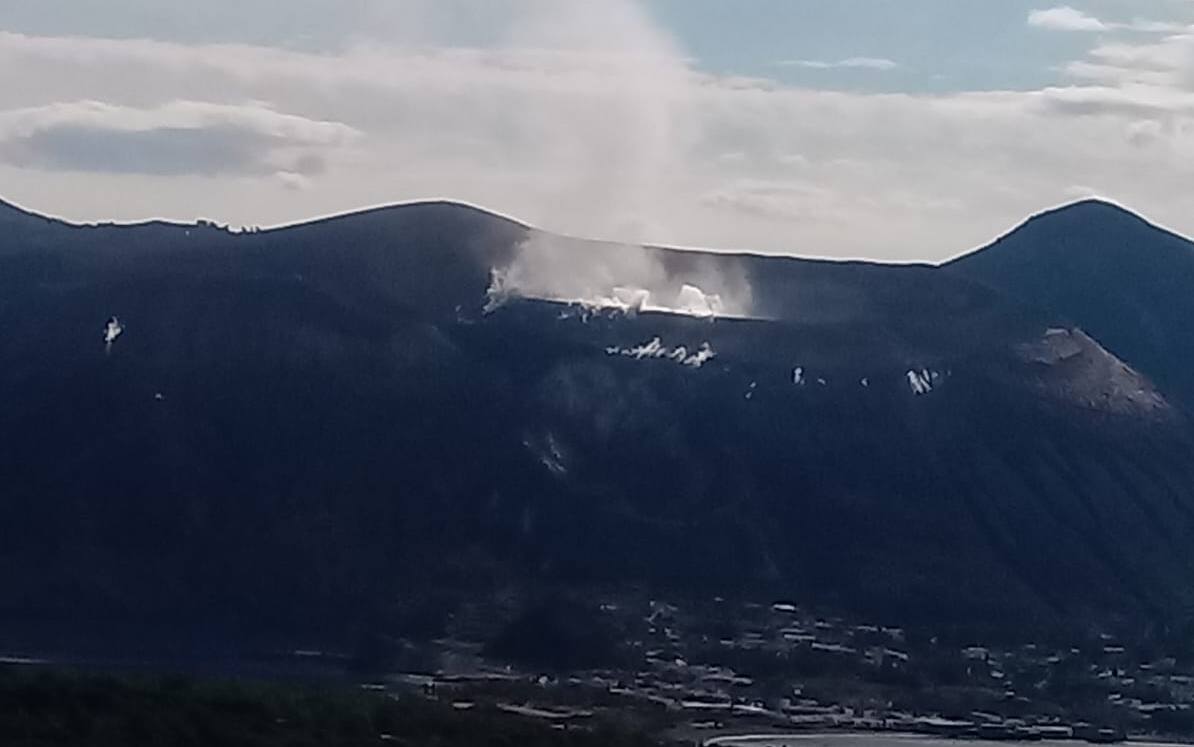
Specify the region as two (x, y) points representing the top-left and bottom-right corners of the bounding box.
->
(2, 1), (1194, 260)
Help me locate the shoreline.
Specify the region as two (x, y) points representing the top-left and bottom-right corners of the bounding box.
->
(693, 731), (1194, 747)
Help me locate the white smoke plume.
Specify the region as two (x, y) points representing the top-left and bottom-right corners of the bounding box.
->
(486, 233), (757, 318)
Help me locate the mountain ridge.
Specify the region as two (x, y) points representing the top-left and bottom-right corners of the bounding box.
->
(949, 196), (1194, 408)
(0, 195), (527, 234)
(2, 192), (1193, 649)
(8, 194), (1180, 267)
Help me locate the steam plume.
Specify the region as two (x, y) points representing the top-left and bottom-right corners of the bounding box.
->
(486, 233), (757, 319)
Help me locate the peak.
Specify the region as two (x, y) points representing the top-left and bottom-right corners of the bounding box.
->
(998, 198), (1194, 250)
(1025, 199), (1149, 229)
(989, 198), (1160, 247)
(357, 199), (525, 221)
(943, 198), (1190, 270)
(1053, 198), (1127, 213)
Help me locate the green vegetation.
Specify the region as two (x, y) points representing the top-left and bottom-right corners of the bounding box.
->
(0, 666), (666, 747)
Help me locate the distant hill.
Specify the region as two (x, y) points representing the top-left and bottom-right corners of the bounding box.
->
(2, 196), (1194, 652)
(948, 199), (1194, 408)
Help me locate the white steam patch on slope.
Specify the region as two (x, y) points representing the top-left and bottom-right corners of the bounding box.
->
(907, 369), (942, 395)
(605, 337), (716, 368)
(683, 342), (716, 368)
(486, 233), (756, 319)
(523, 432), (568, 477)
(103, 316), (123, 353)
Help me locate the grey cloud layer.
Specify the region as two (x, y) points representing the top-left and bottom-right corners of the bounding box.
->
(2, 2), (1194, 260)
(0, 101), (357, 176)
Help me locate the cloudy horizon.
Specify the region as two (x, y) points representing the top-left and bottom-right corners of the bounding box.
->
(2, 0), (1194, 261)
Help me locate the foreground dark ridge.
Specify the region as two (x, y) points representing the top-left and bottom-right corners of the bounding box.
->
(0, 666), (665, 747)
(1, 193), (1193, 657)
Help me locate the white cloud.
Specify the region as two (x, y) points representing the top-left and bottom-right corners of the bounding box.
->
(779, 57), (899, 71)
(1028, 6), (1109, 32)
(1063, 183), (1101, 199)
(1124, 19), (1194, 34)
(1028, 6), (1193, 34)
(3, 2), (1194, 261)
(1125, 118), (1165, 146)
(276, 170), (314, 191)
(0, 100), (358, 175)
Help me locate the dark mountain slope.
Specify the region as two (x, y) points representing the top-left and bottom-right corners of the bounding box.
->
(947, 199), (1194, 407)
(1, 197), (1193, 650)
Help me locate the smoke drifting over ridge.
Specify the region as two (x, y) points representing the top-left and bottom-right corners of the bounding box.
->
(486, 232), (758, 318)
(448, 4), (754, 319)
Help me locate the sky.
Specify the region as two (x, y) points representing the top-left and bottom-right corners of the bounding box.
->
(2, 1), (1194, 261)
